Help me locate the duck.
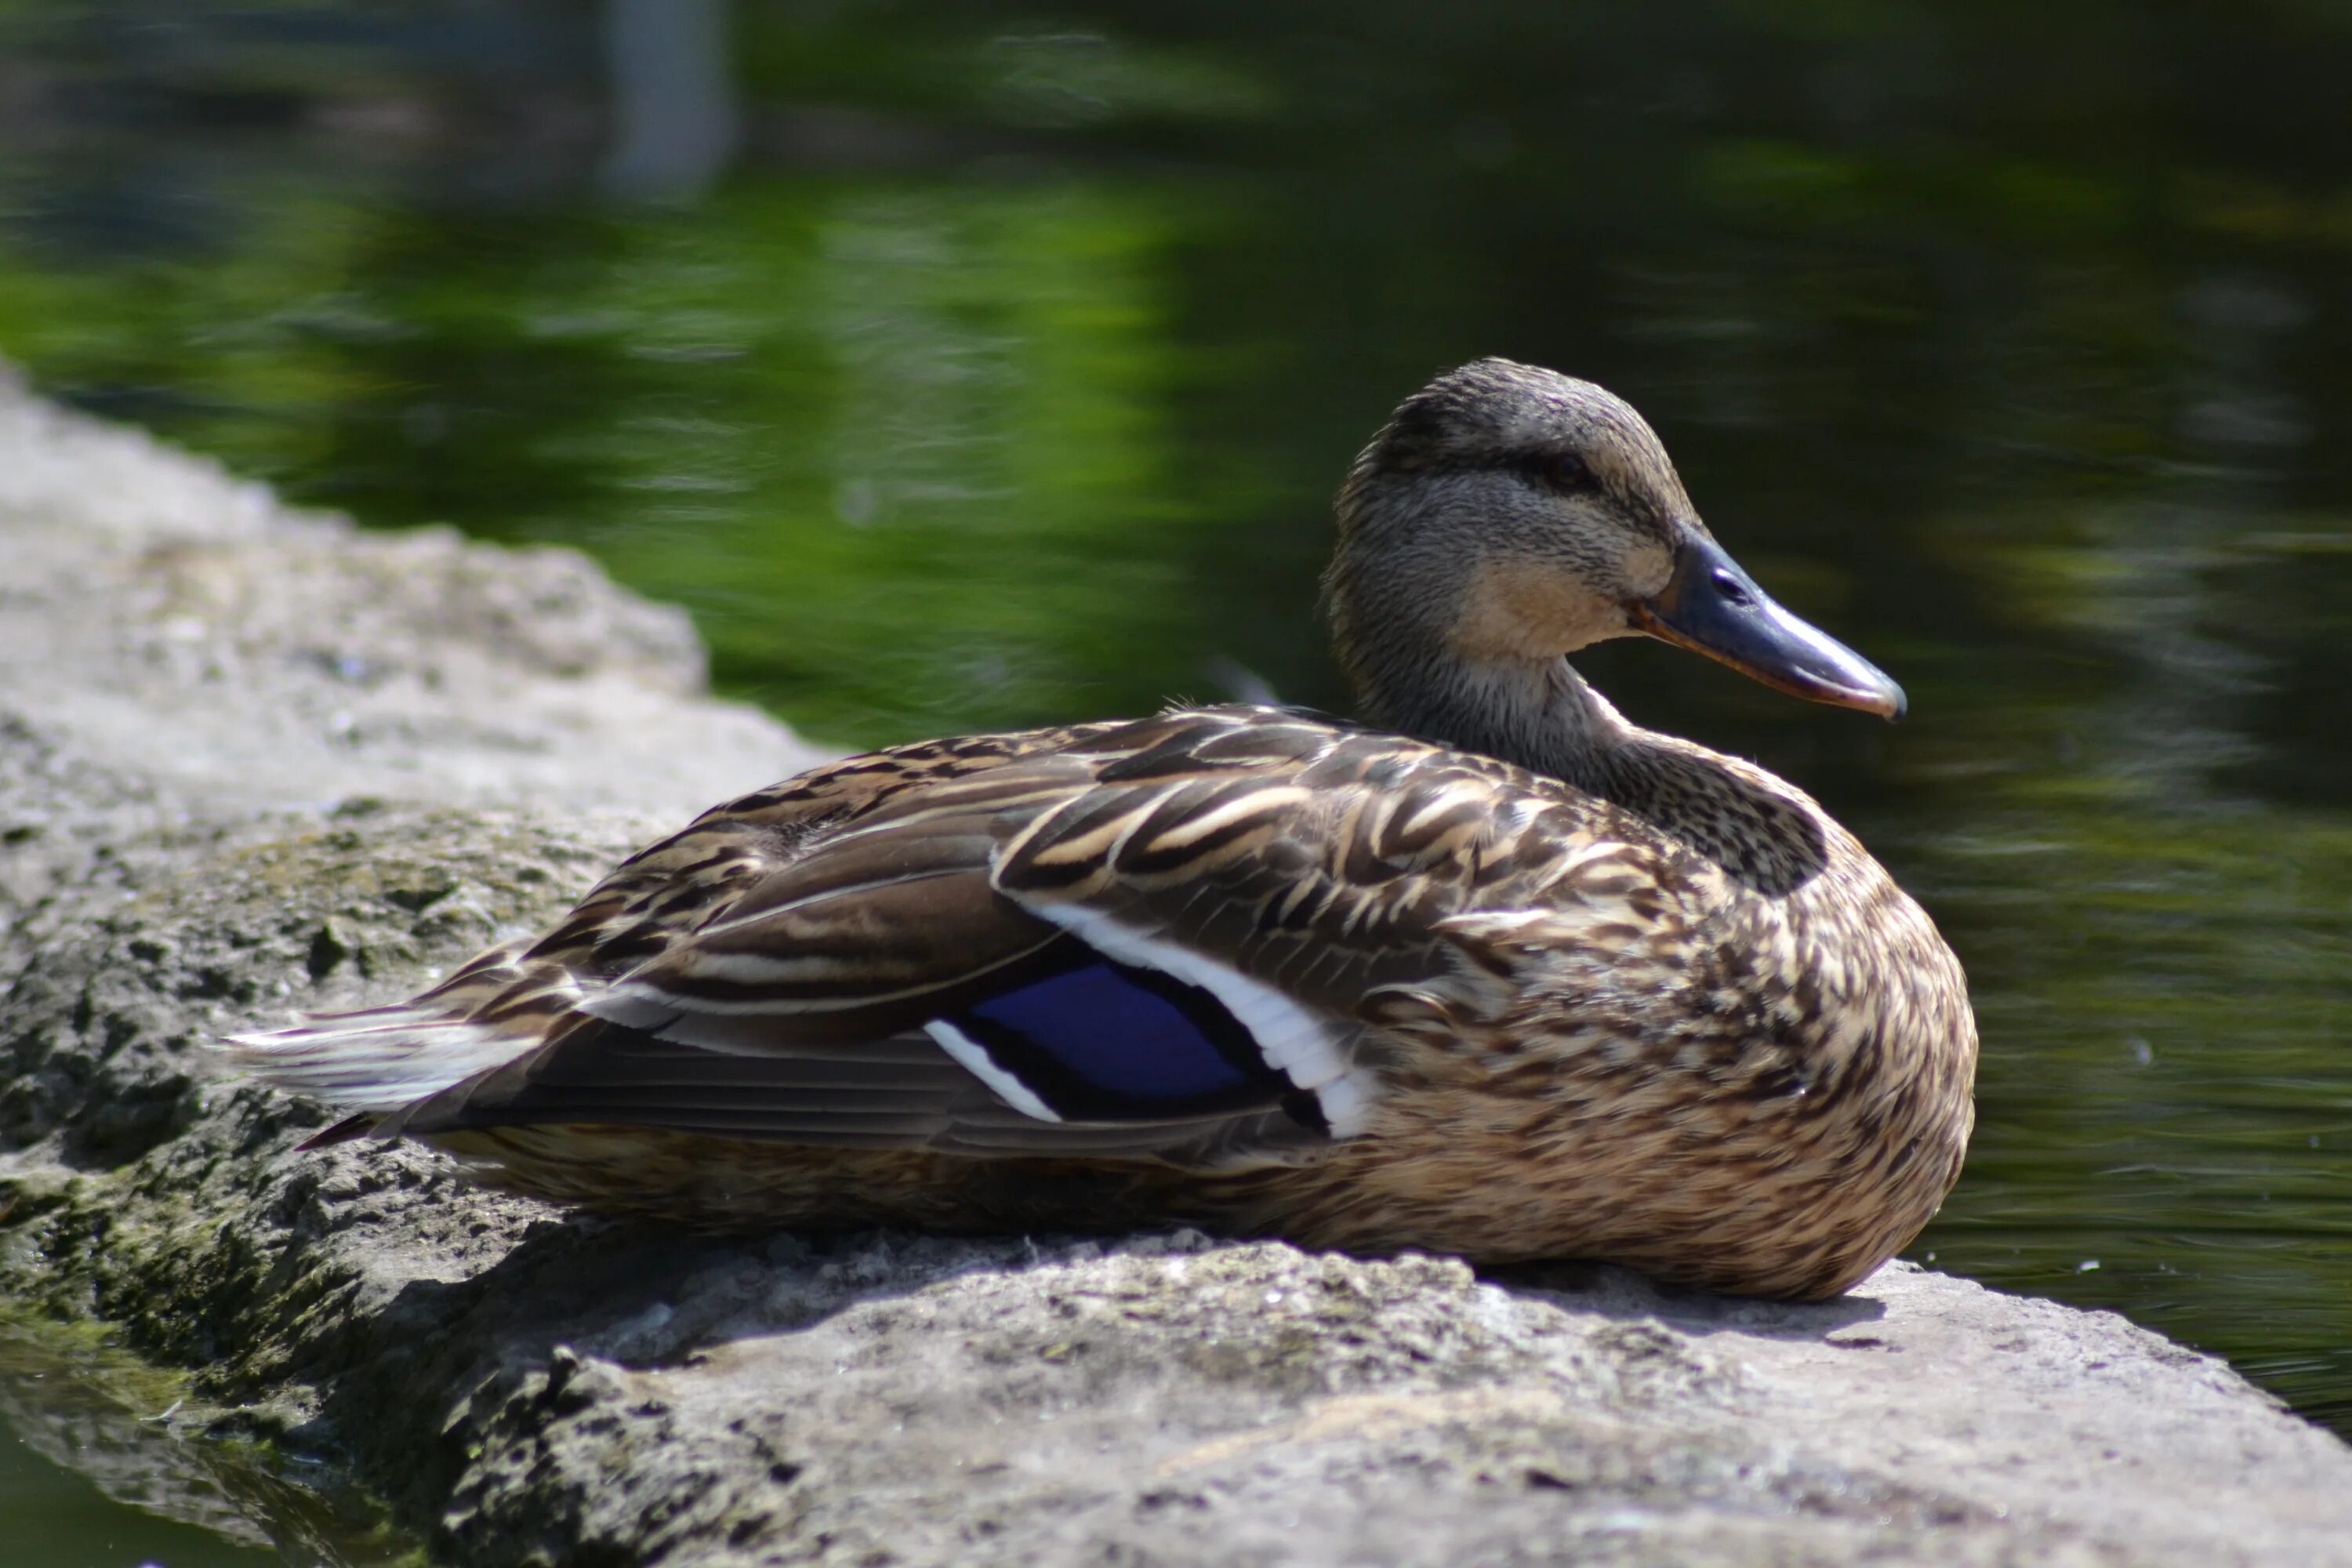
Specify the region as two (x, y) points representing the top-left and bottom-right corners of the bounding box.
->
(228, 358), (1976, 1301)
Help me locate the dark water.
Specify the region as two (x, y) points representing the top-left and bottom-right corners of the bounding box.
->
(3, 0), (2350, 1553)
(0, 1319), (397, 1566)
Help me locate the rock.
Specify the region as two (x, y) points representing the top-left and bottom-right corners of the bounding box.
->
(2, 372), (2348, 1566)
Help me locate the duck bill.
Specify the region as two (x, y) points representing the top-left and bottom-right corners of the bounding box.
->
(1630, 535), (1907, 720)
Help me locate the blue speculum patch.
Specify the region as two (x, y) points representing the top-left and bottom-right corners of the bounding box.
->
(947, 957), (1289, 1120)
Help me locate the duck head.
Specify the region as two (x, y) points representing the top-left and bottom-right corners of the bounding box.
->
(1327, 358), (1903, 775)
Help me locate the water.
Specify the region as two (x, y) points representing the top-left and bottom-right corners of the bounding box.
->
(2, 0), (2349, 1552)
(0, 1319), (397, 1566)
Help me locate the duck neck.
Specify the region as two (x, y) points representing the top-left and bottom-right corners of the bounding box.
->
(1325, 471), (1640, 789)
(1345, 630), (1632, 791)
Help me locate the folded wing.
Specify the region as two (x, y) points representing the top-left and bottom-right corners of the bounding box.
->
(236, 710), (1573, 1171)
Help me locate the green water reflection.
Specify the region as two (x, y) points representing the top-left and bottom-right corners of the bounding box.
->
(0, 1319), (401, 1566)
(2, 0), (2350, 1547)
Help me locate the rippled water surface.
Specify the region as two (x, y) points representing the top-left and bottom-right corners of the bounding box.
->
(0, 1320), (395, 1566)
(3, 0), (2350, 1554)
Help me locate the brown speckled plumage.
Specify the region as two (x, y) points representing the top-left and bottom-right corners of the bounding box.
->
(230, 359), (1976, 1301)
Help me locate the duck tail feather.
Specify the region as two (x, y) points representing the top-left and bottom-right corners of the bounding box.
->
(220, 1007), (540, 1116)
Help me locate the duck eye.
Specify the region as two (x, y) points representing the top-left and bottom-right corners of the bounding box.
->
(1541, 452), (1591, 491)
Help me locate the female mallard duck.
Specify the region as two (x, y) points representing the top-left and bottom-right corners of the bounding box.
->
(230, 358), (1975, 1301)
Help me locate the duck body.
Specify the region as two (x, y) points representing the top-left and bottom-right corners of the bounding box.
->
(230, 359), (1976, 1301)
(239, 701), (1970, 1300)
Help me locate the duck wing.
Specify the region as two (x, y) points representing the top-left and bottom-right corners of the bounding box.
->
(245, 709), (1553, 1171)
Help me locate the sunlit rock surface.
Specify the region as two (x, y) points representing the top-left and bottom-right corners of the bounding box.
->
(2, 372), (2348, 1567)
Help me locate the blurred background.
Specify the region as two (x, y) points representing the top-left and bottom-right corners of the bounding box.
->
(2, 1), (2349, 1559)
